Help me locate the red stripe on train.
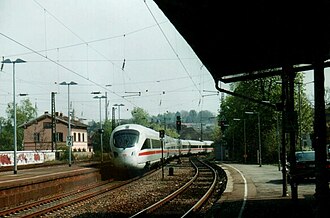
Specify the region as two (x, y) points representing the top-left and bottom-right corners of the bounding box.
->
(138, 148), (213, 156)
(138, 150), (165, 156)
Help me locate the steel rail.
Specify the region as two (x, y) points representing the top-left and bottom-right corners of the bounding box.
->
(0, 180), (112, 217)
(129, 158), (199, 218)
(23, 169), (158, 218)
(1, 169), (157, 218)
(181, 160), (218, 217)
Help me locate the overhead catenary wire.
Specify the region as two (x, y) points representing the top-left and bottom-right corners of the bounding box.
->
(4, 21), (167, 59)
(0, 32), (138, 108)
(31, 0), (154, 95)
(143, 0), (203, 98)
(1, 1), (218, 118)
(25, 57), (197, 63)
(10, 0), (143, 107)
(43, 8), (48, 58)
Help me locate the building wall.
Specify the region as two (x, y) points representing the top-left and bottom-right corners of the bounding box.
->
(0, 150), (55, 166)
(23, 117), (52, 150)
(72, 129), (89, 152)
(23, 116), (88, 152)
(55, 121), (68, 149)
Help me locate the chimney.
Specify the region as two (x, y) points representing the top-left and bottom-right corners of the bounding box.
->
(55, 112), (59, 116)
(60, 112), (63, 117)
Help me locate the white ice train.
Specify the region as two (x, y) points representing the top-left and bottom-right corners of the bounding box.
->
(110, 124), (214, 170)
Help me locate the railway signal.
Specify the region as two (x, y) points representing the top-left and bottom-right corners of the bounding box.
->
(159, 129), (165, 180)
(159, 129), (165, 138)
(176, 116), (181, 131)
(219, 120), (229, 132)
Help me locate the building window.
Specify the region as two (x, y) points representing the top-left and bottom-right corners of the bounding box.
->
(57, 132), (63, 142)
(78, 133), (81, 142)
(82, 133), (85, 142)
(74, 133), (77, 142)
(33, 133), (40, 142)
(43, 122), (52, 129)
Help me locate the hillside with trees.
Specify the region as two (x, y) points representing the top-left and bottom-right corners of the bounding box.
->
(129, 108), (217, 141)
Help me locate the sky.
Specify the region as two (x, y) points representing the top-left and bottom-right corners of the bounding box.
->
(0, 0), (328, 123)
(0, 0), (223, 122)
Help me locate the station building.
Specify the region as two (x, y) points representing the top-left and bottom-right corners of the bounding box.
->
(20, 111), (90, 152)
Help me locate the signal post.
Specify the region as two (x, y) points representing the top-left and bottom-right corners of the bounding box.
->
(159, 130), (165, 180)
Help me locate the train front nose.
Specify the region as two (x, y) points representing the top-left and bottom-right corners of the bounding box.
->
(113, 149), (137, 169)
(111, 128), (140, 169)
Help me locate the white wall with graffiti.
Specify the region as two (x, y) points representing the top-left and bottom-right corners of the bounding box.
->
(0, 151), (55, 166)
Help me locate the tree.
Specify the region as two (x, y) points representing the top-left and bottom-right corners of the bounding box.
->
(180, 110), (189, 122)
(325, 87), (330, 106)
(131, 107), (149, 126)
(102, 120), (113, 152)
(87, 119), (113, 161)
(218, 73), (313, 163)
(197, 110), (215, 123)
(187, 110), (198, 123)
(0, 98), (37, 151)
(6, 99), (37, 126)
(0, 117), (14, 150)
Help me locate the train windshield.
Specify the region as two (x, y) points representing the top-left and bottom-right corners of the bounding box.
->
(113, 130), (139, 149)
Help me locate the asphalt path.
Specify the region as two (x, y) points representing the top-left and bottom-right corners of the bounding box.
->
(210, 163), (320, 218)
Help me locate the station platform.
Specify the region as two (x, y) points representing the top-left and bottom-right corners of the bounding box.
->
(211, 163), (326, 218)
(0, 163), (101, 209)
(0, 163), (100, 187)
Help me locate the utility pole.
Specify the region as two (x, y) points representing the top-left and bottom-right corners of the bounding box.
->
(105, 92), (108, 121)
(281, 67), (289, 197)
(51, 92), (57, 152)
(159, 130), (165, 180)
(112, 107), (116, 130)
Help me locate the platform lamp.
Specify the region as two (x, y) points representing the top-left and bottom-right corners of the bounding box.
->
(113, 103), (124, 125)
(60, 81), (77, 167)
(1, 58), (26, 174)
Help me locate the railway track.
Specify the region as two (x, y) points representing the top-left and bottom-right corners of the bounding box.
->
(130, 157), (219, 218)
(0, 169), (156, 218)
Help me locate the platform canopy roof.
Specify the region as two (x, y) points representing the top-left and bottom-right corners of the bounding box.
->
(153, 0), (330, 83)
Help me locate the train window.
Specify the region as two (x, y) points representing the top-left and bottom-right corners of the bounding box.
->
(113, 130), (139, 149)
(142, 139), (151, 150)
(152, 139), (161, 149)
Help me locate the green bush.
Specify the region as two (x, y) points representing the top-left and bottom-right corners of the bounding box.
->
(59, 146), (75, 162)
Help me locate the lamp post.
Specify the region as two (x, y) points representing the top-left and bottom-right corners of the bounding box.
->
(60, 81), (77, 167)
(113, 103), (124, 125)
(1, 58), (26, 174)
(233, 118), (247, 163)
(93, 95), (106, 163)
(276, 112), (281, 171)
(245, 111), (262, 167)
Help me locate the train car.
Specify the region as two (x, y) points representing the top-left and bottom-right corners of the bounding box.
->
(110, 124), (214, 171)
